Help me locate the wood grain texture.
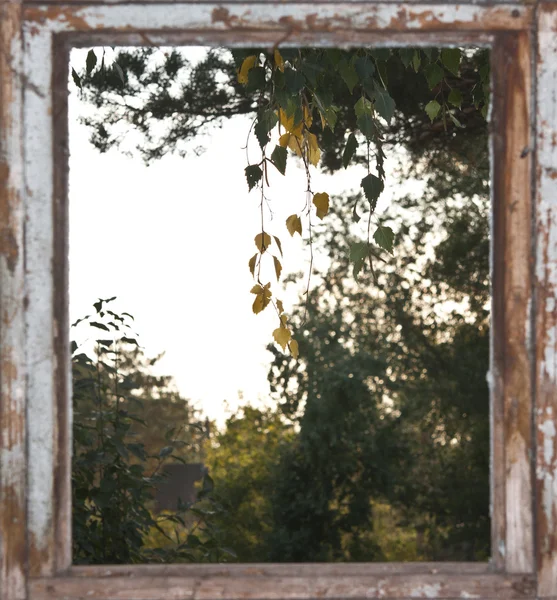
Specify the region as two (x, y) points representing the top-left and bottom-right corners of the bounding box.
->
(0, 2), (27, 600)
(52, 34), (72, 574)
(30, 571), (536, 600)
(535, 4), (557, 598)
(491, 31), (534, 574)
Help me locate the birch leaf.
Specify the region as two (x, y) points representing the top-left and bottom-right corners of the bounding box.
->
(238, 55), (257, 84)
(255, 232), (272, 253)
(307, 132), (321, 166)
(273, 256), (282, 280)
(248, 253), (258, 276)
(313, 192), (329, 220)
(273, 326), (291, 350)
(274, 49), (285, 72)
(289, 339), (299, 359)
(251, 283), (272, 314)
(286, 214), (302, 237)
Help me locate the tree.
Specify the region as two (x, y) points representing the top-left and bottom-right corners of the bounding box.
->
(72, 45), (492, 562)
(203, 405), (294, 561)
(72, 300), (226, 564)
(73, 45), (489, 350)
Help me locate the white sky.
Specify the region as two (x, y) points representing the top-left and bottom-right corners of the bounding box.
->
(68, 47), (419, 424)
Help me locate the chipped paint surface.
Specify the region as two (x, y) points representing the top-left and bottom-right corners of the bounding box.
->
(0, 2), (27, 600)
(535, 5), (557, 597)
(22, 23), (56, 575)
(22, 2), (531, 35)
(409, 584), (441, 598)
(2, 1), (556, 599)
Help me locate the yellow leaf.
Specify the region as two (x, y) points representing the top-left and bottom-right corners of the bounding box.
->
(248, 253), (258, 276)
(276, 299), (284, 314)
(278, 109), (304, 137)
(278, 108), (295, 132)
(288, 134), (304, 158)
(273, 235), (283, 257)
(274, 49), (285, 72)
(278, 132), (291, 149)
(251, 283), (272, 314)
(289, 339), (299, 359)
(273, 256), (282, 280)
(306, 132), (321, 166)
(286, 214), (302, 237)
(280, 313), (288, 327)
(238, 55), (257, 84)
(273, 326), (291, 350)
(254, 232), (272, 253)
(313, 192), (329, 220)
(303, 105), (313, 128)
(319, 110), (327, 131)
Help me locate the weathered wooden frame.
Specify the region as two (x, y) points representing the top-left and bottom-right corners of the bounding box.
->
(1, 1), (556, 599)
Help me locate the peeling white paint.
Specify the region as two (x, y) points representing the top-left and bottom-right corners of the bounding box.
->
(539, 418), (556, 466)
(25, 2), (529, 37)
(409, 584), (441, 598)
(498, 540), (506, 557)
(23, 24), (55, 556)
(506, 433), (534, 572)
(460, 592), (479, 599)
(542, 325), (557, 383)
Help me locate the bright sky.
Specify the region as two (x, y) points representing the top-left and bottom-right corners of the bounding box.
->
(68, 47), (418, 424)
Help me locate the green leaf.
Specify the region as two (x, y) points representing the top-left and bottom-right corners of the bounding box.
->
(424, 63), (444, 89)
(425, 100), (441, 122)
(448, 88), (462, 108)
(342, 133), (359, 169)
(246, 66), (266, 91)
(361, 173), (384, 207)
(441, 48), (461, 76)
(245, 165), (263, 191)
(322, 107), (338, 131)
(254, 110), (278, 149)
(352, 200), (361, 223)
(412, 50), (421, 73)
(339, 60), (359, 94)
(398, 48), (414, 68)
(113, 61), (125, 85)
(449, 112), (465, 128)
(350, 242), (368, 279)
(370, 48), (391, 62)
(355, 56), (375, 83)
(72, 68), (82, 89)
(354, 96), (371, 119)
(373, 88), (395, 124)
(271, 145), (287, 175)
(357, 113), (374, 139)
(284, 68), (305, 93)
(373, 225), (395, 254)
(86, 50), (97, 76)
(300, 60), (323, 86)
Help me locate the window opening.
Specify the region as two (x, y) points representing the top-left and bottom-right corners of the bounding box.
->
(68, 44), (491, 565)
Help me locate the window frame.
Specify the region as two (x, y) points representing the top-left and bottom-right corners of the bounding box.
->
(0, 1), (556, 599)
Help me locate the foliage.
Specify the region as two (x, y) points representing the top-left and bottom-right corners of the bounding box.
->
(74, 45), (490, 353)
(72, 299), (227, 564)
(71, 44), (492, 563)
(203, 405), (294, 561)
(266, 155), (490, 560)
